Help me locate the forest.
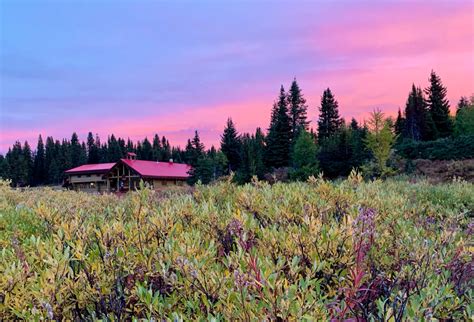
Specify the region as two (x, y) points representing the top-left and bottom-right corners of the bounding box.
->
(1, 70), (473, 186)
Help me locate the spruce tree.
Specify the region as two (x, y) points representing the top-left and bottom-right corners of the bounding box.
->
(394, 109), (405, 137)
(140, 137), (153, 160)
(161, 137), (172, 161)
(265, 85), (292, 168)
(425, 71), (453, 138)
(107, 134), (123, 162)
(318, 88), (342, 140)
(287, 78), (309, 140)
(457, 96), (469, 114)
(404, 85), (435, 141)
(220, 118), (241, 172)
(69, 133), (83, 167)
(33, 135), (46, 185)
(152, 134), (162, 161)
(86, 132), (100, 164)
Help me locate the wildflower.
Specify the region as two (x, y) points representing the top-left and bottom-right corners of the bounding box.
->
(41, 301), (54, 319)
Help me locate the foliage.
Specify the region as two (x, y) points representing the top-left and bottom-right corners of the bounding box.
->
(220, 118), (242, 173)
(396, 135), (474, 160)
(454, 95), (474, 137)
(287, 78), (310, 140)
(265, 86), (292, 168)
(289, 129), (319, 180)
(317, 88), (342, 140)
(364, 109), (397, 176)
(425, 70), (453, 138)
(0, 177), (472, 320)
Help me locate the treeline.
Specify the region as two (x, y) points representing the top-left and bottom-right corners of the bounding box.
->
(1, 71), (473, 186)
(0, 133), (187, 186)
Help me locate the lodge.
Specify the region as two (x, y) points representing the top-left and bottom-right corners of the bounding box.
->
(64, 153), (191, 193)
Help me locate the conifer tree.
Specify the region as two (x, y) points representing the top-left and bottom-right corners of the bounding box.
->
(33, 135), (46, 185)
(318, 88), (342, 140)
(457, 96), (469, 114)
(161, 136), (172, 161)
(425, 71), (453, 138)
(265, 86), (292, 168)
(140, 137), (153, 160)
(86, 132), (100, 164)
(152, 134), (162, 161)
(107, 135), (123, 162)
(403, 84), (435, 141)
(394, 109), (405, 137)
(287, 78), (309, 140)
(69, 133), (83, 168)
(220, 118), (241, 172)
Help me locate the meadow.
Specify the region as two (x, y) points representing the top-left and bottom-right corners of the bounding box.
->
(1, 174), (473, 320)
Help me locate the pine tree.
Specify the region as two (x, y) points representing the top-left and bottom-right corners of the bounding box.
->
(0, 154), (10, 180)
(265, 85), (292, 168)
(22, 141), (33, 186)
(185, 131), (205, 167)
(457, 96), (469, 114)
(86, 132), (100, 164)
(403, 85), (435, 141)
(69, 133), (83, 167)
(425, 71), (453, 138)
(107, 135), (123, 162)
(287, 78), (309, 140)
(394, 109), (405, 137)
(140, 137), (153, 160)
(318, 88), (342, 140)
(161, 136), (172, 161)
(152, 134), (162, 161)
(220, 118), (241, 172)
(33, 135), (46, 185)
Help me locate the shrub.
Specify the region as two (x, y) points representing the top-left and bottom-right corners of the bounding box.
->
(395, 135), (474, 160)
(0, 178), (472, 320)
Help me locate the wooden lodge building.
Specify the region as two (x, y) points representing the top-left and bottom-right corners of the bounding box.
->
(64, 153), (191, 193)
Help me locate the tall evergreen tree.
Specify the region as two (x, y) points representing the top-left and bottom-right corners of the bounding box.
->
(220, 118), (241, 172)
(161, 136), (172, 161)
(152, 134), (162, 161)
(140, 137), (153, 160)
(185, 131), (205, 167)
(69, 133), (83, 168)
(287, 78), (309, 140)
(235, 128), (266, 184)
(107, 135), (123, 162)
(33, 135), (46, 185)
(265, 85), (292, 168)
(0, 154), (9, 180)
(425, 71), (453, 138)
(456, 96), (469, 114)
(404, 84), (436, 141)
(394, 109), (405, 137)
(86, 132), (100, 164)
(318, 88), (342, 140)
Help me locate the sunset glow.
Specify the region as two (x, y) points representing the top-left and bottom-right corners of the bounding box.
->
(1, 1), (473, 151)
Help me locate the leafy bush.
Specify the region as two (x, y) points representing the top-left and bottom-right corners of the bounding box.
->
(0, 177), (472, 320)
(395, 135), (474, 160)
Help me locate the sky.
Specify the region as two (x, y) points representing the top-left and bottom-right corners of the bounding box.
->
(0, 0), (473, 153)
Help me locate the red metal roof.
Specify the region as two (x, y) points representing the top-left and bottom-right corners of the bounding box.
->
(120, 159), (191, 179)
(65, 163), (116, 174)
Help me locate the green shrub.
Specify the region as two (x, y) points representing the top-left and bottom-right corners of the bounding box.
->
(395, 135), (474, 160)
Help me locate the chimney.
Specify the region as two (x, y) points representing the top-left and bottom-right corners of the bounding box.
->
(169, 158), (173, 164)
